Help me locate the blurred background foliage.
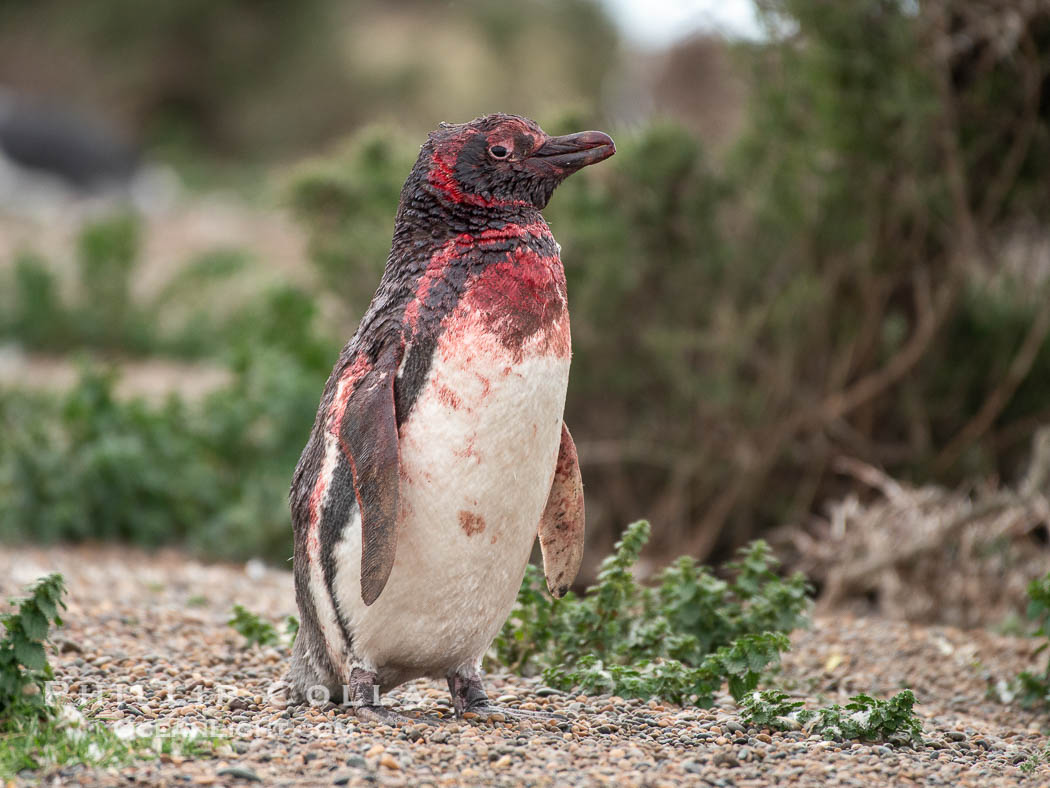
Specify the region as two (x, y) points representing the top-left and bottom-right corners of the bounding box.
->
(0, 0), (617, 161)
(1, 0), (1050, 586)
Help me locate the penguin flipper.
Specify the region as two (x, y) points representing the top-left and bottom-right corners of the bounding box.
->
(339, 343), (402, 606)
(538, 422), (585, 598)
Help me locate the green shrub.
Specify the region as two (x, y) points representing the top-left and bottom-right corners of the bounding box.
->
(740, 688), (924, 745)
(143, 247), (249, 358)
(1, 367), (212, 546)
(0, 215), (152, 355)
(494, 521), (810, 705)
(0, 217), (339, 563)
(0, 574), (65, 723)
(228, 605), (298, 649)
(75, 214), (157, 354)
(228, 605), (280, 648)
(1017, 572), (1050, 709)
(0, 213), (340, 369)
(5, 254), (70, 352)
(288, 130), (416, 312)
(0, 345), (326, 562)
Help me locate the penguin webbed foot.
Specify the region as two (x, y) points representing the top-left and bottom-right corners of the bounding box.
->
(348, 667), (439, 726)
(465, 702), (567, 723)
(354, 704), (439, 726)
(447, 672), (566, 723)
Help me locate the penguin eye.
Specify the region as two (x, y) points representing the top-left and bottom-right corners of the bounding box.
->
(488, 144), (510, 160)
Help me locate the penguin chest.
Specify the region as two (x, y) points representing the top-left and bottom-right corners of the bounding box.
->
(332, 259), (571, 680)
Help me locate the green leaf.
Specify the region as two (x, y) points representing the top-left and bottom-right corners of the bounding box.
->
(19, 609), (49, 642)
(12, 637), (46, 672)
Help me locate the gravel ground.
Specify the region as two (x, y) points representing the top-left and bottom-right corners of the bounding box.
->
(2, 544), (1048, 787)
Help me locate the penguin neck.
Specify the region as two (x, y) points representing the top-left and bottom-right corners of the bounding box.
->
(350, 168), (557, 369)
(393, 166), (545, 247)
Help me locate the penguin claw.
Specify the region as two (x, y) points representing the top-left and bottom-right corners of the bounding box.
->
(463, 703), (567, 723)
(447, 672), (566, 723)
(354, 705), (441, 726)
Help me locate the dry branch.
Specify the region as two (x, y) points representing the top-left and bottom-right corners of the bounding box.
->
(785, 429), (1050, 627)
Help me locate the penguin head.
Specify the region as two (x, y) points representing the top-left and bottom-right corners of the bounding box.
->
(421, 113), (615, 211)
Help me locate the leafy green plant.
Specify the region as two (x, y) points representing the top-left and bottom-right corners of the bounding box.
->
(3, 254), (70, 351)
(1016, 572), (1050, 709)
(0, 340), (328, 562)
(0, 574), (66, 722)
(737, 688), (804, 727)
(495, 521), (810, 705)
(228, 605), (280, 648)
(0, 212), (339, 371)
(228, 606), (298, 649)
(545, 632), (792, 708)
(1020, 742), (1050, 775)
(0, 215), (154, 356)
(284, 615), (300, 642)
(740, 688), (923, 745)
(806, 691), (923, 745)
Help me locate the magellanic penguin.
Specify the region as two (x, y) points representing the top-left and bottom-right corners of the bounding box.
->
(288, 113), (615, 723)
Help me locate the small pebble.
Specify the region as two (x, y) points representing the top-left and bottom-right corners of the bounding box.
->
(216, 767), (261, 782)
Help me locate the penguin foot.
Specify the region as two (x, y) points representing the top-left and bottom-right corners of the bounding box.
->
(348, 666), (440, 726)
(463, 702), (567, 723)
(354, 704), (439, 726)
(447, 671), (566, 722)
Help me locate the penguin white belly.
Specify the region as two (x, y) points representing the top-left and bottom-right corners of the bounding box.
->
(330, 309), (570, 685)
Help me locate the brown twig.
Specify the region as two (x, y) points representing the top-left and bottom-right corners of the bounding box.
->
(934, 304), (1050, 473)
(831, 456), (908, 503)
(815, 267), (947, 424)
(925, 0), (981, 271)
(978, 27), (1043, 228)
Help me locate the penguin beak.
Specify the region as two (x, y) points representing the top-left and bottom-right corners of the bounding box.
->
(527, 130), (616, 173)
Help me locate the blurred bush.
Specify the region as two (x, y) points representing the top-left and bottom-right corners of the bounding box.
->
(289, 131), (417, 310)
(0, 0), (617, 160)
(0, 347), (327, 564)
(3, 0), (1050, 572)
(0, 0), (348, 157)
(0, 214), (338, 364)
(0, 222), (337, 563)
(1, 216), (155, 355)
